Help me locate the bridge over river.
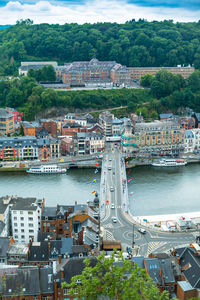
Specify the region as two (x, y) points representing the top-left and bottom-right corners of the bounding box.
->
(100, 142), (196, 256)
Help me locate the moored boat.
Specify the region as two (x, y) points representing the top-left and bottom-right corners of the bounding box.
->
(26, 164), (67, 174)
(152, 158), (187, 167)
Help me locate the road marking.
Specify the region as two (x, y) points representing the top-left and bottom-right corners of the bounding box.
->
(146, 242), (167, 256)
(105, 230), (115, 240)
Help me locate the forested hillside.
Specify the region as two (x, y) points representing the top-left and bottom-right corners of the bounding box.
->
(0, 19), (200, 76)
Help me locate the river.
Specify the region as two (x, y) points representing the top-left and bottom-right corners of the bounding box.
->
(0, 163), (200, 216)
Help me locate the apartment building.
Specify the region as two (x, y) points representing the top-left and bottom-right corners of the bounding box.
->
(128, 66), (195, 81)
(99, 111), (114, 136)
(0, 108), (14, 135)
(11, 197), (44, 244)
(0, 136), (38, 160)
(133, 120), (185, 155)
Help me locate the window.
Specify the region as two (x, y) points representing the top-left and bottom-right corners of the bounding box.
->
(13, 211), (16, 214)
(14, 229), (18, 233)
(29, 229), (34, 233)
(14, 235), (18, 239)
(21, 223), (24, 227)
(21, 229), (24, 233)
(14, 217), (17, 220)
(29, 223), (33, 227)
(20, 217), (24, 221)
(28, 211), (33, 215)
(28, 217), (33, 221)
(21, 235), (25, 239)
(20, 211), (23, 215)
(14, 223), (17, 227)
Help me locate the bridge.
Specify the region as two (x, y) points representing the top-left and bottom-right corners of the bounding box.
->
(100, 142), (196, 256)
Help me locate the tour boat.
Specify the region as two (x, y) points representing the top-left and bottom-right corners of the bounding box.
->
(27, 164), (67, 174)
(152, 158), (187, 167)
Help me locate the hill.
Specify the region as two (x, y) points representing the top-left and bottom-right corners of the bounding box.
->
(0, 20), (200, 76)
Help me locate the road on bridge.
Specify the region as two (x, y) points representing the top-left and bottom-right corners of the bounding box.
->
(101, 142), (196, 256)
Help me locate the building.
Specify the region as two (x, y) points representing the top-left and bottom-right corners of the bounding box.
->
(62, 58), (130, 86)
(99, 111), (114, 136)
(112, 118), (123, 136)
(121, 121), (137, 154)
(40, 119), (58, 138)
(0, 108), (14, 136)
(19, 61), (58, 76)
(1, 265), (54, 299)
(6, 108), (23, 123)
(60, 136), (78, 156)
(133, 120), (185, 155)
(49, 137), (60, 158)
(10, 196), (44, 244)
(62, 122), (82, 136)
(38, 138), (51, 161)
(128, 66), (195, 82)
(0, 136), (38, 161)
(64, 113), (87, 127)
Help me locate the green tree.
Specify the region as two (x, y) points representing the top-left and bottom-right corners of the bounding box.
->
(140, 74), (154, 87)
(62, 252), (169, 300)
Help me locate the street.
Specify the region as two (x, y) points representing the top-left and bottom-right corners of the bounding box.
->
(100, 142), (196, 256)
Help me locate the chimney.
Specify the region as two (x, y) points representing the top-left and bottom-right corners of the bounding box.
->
(61, 267), (64, 279)
(58, 254), (62, 263)
(48, 242), (51, 255)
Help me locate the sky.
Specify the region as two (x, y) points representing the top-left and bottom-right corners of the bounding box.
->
(0, 0), (200, 25)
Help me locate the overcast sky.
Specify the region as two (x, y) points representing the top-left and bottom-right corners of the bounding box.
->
(0, 0), (200, 24)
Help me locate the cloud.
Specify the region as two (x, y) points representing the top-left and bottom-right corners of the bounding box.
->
(0, 0), (200, 25)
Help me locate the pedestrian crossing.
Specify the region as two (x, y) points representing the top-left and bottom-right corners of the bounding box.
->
(146, 241), (167, 256)
(105, 230), (114, 240)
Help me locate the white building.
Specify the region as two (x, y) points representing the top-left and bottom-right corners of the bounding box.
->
(89, 134), (105, 154)
(184, 129), (200, 153)
(10, 197), (44, 244)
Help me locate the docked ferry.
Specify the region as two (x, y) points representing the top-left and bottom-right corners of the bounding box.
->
(152, 158), (187, 167)
(27, 164), (67, 174)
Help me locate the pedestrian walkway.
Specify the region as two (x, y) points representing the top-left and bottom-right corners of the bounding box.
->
(146, 241), (167, 256)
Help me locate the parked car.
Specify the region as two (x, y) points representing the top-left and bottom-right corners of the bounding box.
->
(111, 203), (115, 209)
(110, 187), (114, 192)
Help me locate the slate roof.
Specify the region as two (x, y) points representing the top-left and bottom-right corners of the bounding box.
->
(2, 266), (40, 297)
(159, 258), (175, 284)
(38, 231), (55, 242)
(132, 256), (145, 269)
(0, 237), (10, 258)
(40, 266), (54, 294)
(178, 246), (200, 288)
(178, 281), (195, 292)
(0, 136), (37, 149)
(37, 138), (50, 147)
(144, 258), (162, 285)
(62, 257), (97, 283)
(11, 197), (38, 211)
(72, 245), (89, 255)
(42, 207), (57, 218)
(60, 238), (73, 256)
(28, 241), (49, 262)
(185, 130), (194, 138)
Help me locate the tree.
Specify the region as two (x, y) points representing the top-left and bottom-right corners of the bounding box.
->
(62, 252), (169, 300)
(140, 74), (154, 87)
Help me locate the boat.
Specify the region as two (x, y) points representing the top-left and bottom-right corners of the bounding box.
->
(26, 164), (67, 174)
(152, 158), (187, 167)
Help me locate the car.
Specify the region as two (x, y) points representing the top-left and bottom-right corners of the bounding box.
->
(111, 203), (115, 209)
(138, 228), (146, 234)
(110, 187), (114, 192)
(112, 217), (117, 223)
(109, 158), (112, 161)
(108, 167), (112, 170)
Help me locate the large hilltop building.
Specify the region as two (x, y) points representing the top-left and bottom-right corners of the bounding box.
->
(19, 59), (195, 87)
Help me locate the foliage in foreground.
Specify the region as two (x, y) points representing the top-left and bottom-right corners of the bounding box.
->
(61, 251), (170, 300)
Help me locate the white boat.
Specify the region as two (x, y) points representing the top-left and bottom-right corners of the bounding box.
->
(27, 164), (67, 174)
(152, 158), (187, 167)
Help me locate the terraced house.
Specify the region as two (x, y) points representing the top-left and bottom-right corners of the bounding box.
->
(0, 137), (38, 161)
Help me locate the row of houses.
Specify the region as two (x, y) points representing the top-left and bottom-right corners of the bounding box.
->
(0, 242), (199, 299)
(0, 194), (100, 247)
